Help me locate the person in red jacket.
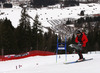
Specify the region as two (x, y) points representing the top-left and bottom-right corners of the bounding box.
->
(75, 30), (88, 61)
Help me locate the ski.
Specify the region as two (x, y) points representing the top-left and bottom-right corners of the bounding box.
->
(64, 58), (93, 64)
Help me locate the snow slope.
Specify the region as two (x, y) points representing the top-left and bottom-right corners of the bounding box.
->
(0, 3), (100, 29)
(0, 4), (100, 73)
(0, 53), (100, 73)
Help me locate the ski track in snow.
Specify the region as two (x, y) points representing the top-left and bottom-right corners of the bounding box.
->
(0, 53), (100, 73)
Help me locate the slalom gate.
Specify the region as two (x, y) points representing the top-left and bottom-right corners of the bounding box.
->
(56, 37), (67, 63)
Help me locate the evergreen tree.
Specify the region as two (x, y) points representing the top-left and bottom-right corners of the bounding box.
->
(0, 0), (6, 3)
(93, 23), (100, 51)
(64, 0), (79, 7)
(44, 28), (52, 51)
(43, 32), (49, 51)
(66, 19), (71, 24)
(0, 18), (16, 55)
(0, 19), (4, 55)
(71, 34), (75, 44)
(32, 0), (60, 8)
(15, 8), (31, 53)
(37, 30), (44, 50)
(31, 14), (42, 50)
(80, 10), (84, 16)
(98, 29), (100, 50)
(43, 28), (57, 52)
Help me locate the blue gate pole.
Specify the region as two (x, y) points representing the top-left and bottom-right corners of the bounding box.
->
(56, 37), (67, 63)
(56, 37), (58, 63)
(65, 36), (67, 62)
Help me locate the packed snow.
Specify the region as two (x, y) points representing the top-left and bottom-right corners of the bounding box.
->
(0, 52), (100, 73)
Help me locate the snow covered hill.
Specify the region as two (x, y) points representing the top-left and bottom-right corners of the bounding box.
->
(0, 52), (100, 73)
(0, 3), (100, 73)
(0, 3), (100, 29)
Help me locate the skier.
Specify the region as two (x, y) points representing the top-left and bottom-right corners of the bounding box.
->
(75, 30), (88, 61)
